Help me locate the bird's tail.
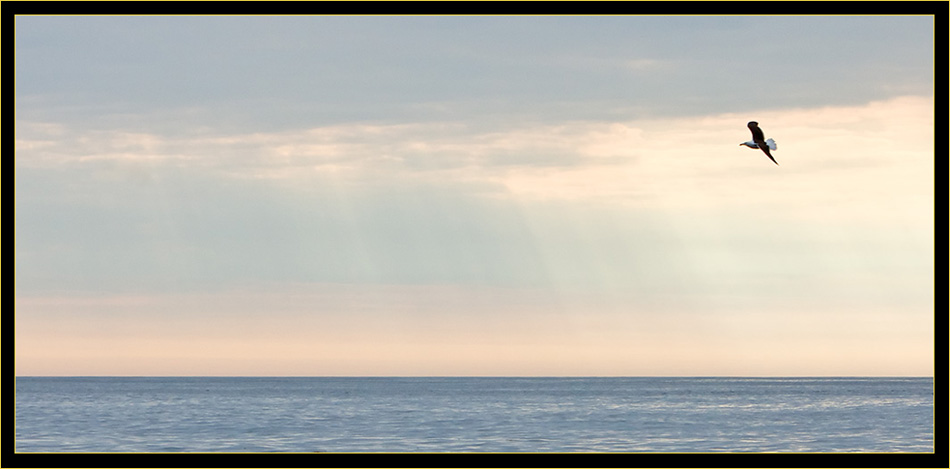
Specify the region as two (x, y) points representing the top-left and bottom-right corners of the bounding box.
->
(765, 138), (777, 150)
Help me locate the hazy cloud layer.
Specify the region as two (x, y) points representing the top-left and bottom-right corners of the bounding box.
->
(15, 96), (933, 298)
(16, 16), (933, 131)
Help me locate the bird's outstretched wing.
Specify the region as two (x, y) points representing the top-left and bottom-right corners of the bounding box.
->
(748, 121), (766, 143)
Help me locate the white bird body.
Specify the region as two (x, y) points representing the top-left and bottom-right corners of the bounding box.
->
(739, 138), (777, 151)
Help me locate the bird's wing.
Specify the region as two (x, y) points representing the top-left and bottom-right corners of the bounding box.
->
(760, 147), (779, 165)
(748, 122), (766, 142)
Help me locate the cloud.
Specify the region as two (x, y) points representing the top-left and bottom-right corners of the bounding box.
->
(623, 58), (676, 73)
(15, 93), (933, 323)
(18, 95), (934, 204)
(16, 16), (934, 133)
(17, 94), (933, 192)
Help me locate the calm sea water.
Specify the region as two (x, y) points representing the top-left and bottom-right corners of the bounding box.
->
(15, 377), (933, 453)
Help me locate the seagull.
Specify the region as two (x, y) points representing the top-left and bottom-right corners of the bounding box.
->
(740, 121), (778, 165)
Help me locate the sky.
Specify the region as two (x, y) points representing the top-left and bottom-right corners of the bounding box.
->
(14, 15), (936, 376)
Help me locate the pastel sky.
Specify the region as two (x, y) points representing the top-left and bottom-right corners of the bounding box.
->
(15, 15), (935, 376)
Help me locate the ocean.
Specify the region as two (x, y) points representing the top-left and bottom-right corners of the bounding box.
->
(15, 377), (933, 453)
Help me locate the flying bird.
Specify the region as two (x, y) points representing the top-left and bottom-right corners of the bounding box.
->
(740, 121), (778, 165)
